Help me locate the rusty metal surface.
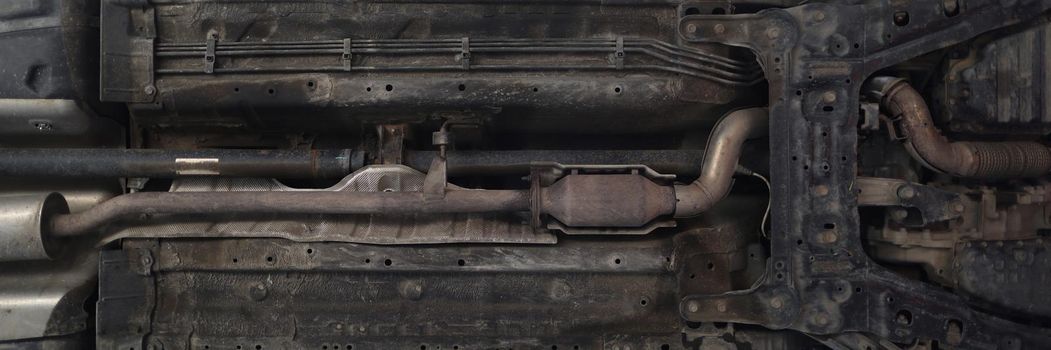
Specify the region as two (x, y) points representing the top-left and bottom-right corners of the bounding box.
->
(954, 238), (1051, 318)
(105, 166), (553, 245)
(677, 1), (1051, 348)
(100, 237), (687, 350)
(871, 78), (1051, 178)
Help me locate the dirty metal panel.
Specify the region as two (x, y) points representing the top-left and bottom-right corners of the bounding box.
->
(954, 238), (1051, 318)
(99, 237), (688, 350)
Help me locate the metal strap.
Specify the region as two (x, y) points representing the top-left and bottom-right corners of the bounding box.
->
(204, 37), (216, 74)
(342, 38), (353, 71)
(461, 37), (471, 70)
(615, 37), (625, 70)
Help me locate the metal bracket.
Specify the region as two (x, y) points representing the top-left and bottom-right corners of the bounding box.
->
(460, 37), (471, 70)
(204, 36), (216, 74)
(856, 177), (965, 225)
(614, 37), (625, 70)
(342, 38), (353, 71)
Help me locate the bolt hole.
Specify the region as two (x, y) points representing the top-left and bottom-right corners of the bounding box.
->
(267, 88), (275, 95)
(893, 11), (910, 26)
(307, 81), (315, 88)
(776, 273), (784, 279)
(795, 90), (802, 96)
(614, 258), (622, 264)
(385, 84), (394, 91)
(384, 259), (393, 266)
(256, 345), (263, 350)
(896, 309), (913, 325)
(796, 239), (804, 245)
(532, 87), (539, 92)
(364, 258), (371, 264)
(706, 262), (715, 270)
(233, 87), (240, 93)
(306, 248), (313, 254)
(266, 256), (274, 262)
(458, 84), (466, 91)
(613, 86), (622, 93)
(640, 299), (648, 306)
(366, 87), (372, 92)
(689, 273), (696, 279)
(232, 258), (239, 263)
(457, 259), (466, 266)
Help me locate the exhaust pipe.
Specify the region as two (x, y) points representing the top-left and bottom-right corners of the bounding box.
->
(866, 77), (1051, 178)
(0, 148), (361, 179)
(4, 108), (768, 260)
(674, 108), (769, 217)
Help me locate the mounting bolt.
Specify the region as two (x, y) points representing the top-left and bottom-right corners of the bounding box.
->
(891, 208), (909, 221)
(814, 185), (829, 197)
(821, 91), (837, 104)
(770, 297), (783, 309)
(950, 201), (965, 213)
(144, 85), (156, 95)
(814, 313), (829, 326)
(716, 301), (727, 312)
(812, 11), (826, 22)
(686, 24), (697, 33)
(766, 27), (781, 40)
(713, 24), (725, 35)
(893, 11), (910, 26)
(687, 300), (700, 313)
(896, 185), (916, 200)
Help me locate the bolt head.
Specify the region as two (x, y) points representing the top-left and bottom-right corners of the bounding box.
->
(766, 28), (781, 39)
(713, 24), (726, 34)
(770, 297), (783, 309)
(822, 91), (837, 103)
(896, 185), (916, 200)
(687, 300), (700, 313)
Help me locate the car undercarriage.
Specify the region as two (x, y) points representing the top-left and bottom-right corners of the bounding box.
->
(3, 0), (1051, 349)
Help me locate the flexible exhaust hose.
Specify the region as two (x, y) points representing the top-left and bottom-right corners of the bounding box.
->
(867, 77), (1051, 178)
(674, 108), (769, 217)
